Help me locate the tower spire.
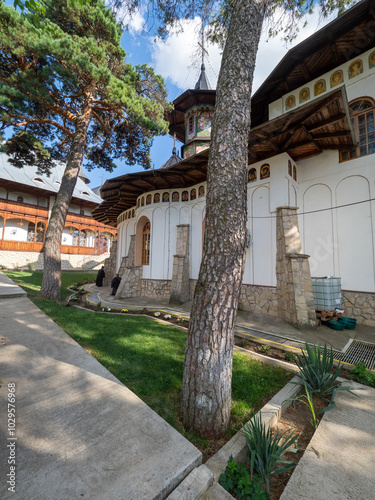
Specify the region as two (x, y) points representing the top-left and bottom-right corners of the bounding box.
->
(195, 26), (211, 90)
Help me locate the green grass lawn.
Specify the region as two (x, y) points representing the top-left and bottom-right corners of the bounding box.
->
(5, 270), (292, 454)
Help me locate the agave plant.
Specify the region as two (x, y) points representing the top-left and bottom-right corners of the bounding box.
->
(243, 414), (299, 492)
(295, 342), (355, 400)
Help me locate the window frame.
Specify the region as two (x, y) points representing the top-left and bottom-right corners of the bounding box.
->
(340, 97), (375, 162)
(141, 221), (150, 265)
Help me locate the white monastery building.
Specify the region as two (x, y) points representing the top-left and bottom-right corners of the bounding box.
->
(94, 0), (375, 327)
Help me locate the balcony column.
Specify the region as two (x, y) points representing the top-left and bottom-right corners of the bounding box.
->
(2, 215), (6, 240)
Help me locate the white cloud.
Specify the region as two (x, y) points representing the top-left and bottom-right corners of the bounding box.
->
(149, 10), (336, 93)
(109, 2), (146, 35)
(126, 9), (146, 35)
(149, 17), (222, 93)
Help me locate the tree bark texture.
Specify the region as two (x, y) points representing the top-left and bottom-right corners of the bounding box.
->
(181, 0), (266, 438)
(39, 108), (92, 301)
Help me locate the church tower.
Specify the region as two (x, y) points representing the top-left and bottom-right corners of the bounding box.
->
(167, 61), (216, 160)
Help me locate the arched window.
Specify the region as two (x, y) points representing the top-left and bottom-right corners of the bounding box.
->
(80, 230), (86, 247)
(36, 223), (45, 242)
(142, 221), (150, 265)
(341, 98), (375, 161)
(72, 229), (79, 246)
(27, 222), (35, 242)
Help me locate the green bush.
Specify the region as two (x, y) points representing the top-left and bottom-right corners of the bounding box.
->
(243, 414), (298, 492)
(219, 456), (269, 500)
(260, 345), (271, 355)
(284, 352), (298, 364)
(350, 362), (375, 387)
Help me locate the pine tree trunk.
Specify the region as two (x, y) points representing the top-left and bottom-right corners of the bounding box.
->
(39, 112), (92, 300)
(181, 0), (266, 438)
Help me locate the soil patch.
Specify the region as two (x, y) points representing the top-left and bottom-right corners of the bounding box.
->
(268, 395), (327, 499)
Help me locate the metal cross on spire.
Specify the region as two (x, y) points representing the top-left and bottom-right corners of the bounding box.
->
(195, 26), (211, 90)
(172, 132), (177, 155)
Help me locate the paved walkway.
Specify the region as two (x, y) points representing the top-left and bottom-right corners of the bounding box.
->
(0, 273), (201, 500)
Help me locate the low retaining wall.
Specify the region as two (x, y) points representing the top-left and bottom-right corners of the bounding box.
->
(342, 290), (375, 327)
(141, 279), (171, 300)
(0, 250), (109, 271)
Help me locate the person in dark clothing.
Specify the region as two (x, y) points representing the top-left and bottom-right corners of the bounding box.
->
(111, 273), (121, 296)
(96, 266), (105, 287)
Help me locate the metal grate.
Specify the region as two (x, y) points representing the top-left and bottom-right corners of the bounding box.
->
(235, 326), (375, 370)
(341, 341), (375, 370)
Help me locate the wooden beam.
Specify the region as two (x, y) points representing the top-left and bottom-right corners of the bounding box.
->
(312, 131), (351, 140)
(306, 113), (346, 133)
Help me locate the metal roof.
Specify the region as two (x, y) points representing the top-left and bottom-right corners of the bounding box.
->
(160, 146), (183, 169)
(0, 153), (102, 204)
(194, 63), (211, 90)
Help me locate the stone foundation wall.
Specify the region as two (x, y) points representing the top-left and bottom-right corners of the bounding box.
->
(189, 279), (279, 317)
(0, 250), (109, 271)
(189, 279), (198, 299)
(239, 284), (279, 317)
(342, 290), (375, 326)
(141, 279), (171, 300)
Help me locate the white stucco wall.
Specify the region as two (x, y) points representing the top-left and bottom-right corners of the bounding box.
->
(116, 187), (206, 280)
(8, 191), (38, 205)
(115, 48), (375, 294)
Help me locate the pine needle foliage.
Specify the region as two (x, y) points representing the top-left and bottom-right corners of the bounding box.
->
(0, 0), (171, 299)
(0, 0), (170, 173)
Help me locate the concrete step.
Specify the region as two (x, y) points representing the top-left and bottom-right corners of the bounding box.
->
(0, 271), (27, 299)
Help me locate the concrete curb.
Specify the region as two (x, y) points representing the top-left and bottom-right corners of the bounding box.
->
(234, 345), (300, 373)
(166, 375), (302, 499)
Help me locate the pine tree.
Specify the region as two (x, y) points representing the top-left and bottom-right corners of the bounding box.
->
(0, 0), (170, 300)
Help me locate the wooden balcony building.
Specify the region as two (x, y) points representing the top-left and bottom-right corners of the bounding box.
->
(0, 153), (117, 270)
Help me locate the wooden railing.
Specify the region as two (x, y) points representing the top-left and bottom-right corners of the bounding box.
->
(0, 240), (109, 255)
(60, 244), (106, 255)
(0, 241), (44, 252)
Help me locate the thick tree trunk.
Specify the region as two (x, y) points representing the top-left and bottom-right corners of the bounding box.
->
(39, 111), (92, 300)
(181, 0), (266, 438)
